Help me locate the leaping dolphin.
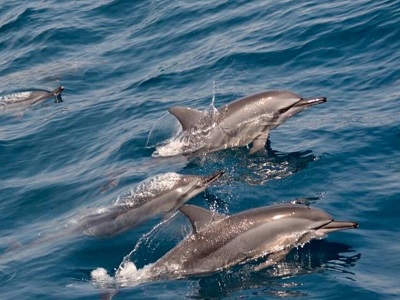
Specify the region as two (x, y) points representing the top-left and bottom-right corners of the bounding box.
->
(157, 91), (326, 156)
(78, 171), (224, 237)
(0, 86), (64, 111)
(146, 203), (357, 277)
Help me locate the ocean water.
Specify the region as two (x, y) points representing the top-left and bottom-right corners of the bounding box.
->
(0, 0), (399, 299)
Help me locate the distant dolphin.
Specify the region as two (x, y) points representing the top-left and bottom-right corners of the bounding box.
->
(156, 91), (326, 156)
(77, 171), (224, 237)
(0, 86), (64, 111)
(146, 203), (357, 277)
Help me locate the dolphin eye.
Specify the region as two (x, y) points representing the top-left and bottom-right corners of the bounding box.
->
(279, 100), (300, 114)
(279, 107), (290, 114)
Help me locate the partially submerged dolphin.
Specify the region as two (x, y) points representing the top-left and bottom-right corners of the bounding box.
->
(158, 91), (326, 156)
(1, 171), (224, 263)
(78, 171), (224, 237)
(146, 203), (357, 277)
(0, 86), (64, 111)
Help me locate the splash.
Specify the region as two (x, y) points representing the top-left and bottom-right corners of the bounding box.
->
(152, 103), (220, 157)
(146, 112), (182, 148)
(208, 80), (219, 118)
(91, 262), (155, 288)
(152, 134), (192, 157)
(91, 267), (115, 287)
(91, 215), (179, 287)
(114, 172), (184, 207)
(0, 91), (33, 104)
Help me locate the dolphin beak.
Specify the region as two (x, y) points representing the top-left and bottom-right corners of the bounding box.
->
(317, 220), (358, 234)
(55, 86), (64, 96)
(294, 97), (327, 108)
(53, 86), (64, 103)
(200, 170), (224, 187)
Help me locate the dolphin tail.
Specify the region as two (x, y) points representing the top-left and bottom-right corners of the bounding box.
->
(249, 130), (270, 154)
(254, 248), (292, 271)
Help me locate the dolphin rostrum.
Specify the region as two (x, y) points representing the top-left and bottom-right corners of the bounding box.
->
(78, 171), (224, 237)
(146, 203), (357, 277)
(0, 86), (64, 111)
(157, 91), (326, 156)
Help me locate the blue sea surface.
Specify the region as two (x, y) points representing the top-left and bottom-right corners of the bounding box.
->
(1, 0), (399, 299)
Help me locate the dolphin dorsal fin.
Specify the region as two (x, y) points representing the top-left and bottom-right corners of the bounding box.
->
(169, 106), (203, 131)
(179, 205), (225, 234)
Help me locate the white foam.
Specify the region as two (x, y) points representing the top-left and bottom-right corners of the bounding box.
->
(153, 138), (188, 157)
(114, 172), (184, 206)
(0, 91), (33, 104)
(91, 261), (156, 288)
(95, 207), (109, 214)
(91, 268), (114, 287)
(146, 112), (182, 148)
(114, 261), (154, 286)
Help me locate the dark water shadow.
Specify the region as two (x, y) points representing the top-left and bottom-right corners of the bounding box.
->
(187, 140), (318, 186)
(187, 240), (360, 299)
(108, 123), (319, 193)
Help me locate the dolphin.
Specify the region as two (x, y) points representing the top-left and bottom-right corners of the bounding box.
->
(78, 171), (224, 237)
(0, 86), (64, 111)
(146, 203), (357, 277)
(161, 90), (326, 155)
(0, 171), (224, 265)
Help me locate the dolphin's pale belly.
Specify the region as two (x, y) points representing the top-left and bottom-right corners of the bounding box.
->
(167, 123), (263, 155)
(149, 239), (256, 277)
(204, 121), (265, 152)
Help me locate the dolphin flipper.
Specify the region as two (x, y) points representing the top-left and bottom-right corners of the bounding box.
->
(169, 106), (204, 131)
(249, 129), (270, 154)
(253, 248), (291, 271)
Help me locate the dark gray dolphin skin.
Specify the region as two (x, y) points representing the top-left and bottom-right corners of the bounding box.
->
(0, 86), (64, 110)
(79, 170), (224, 237)
(168, 90), (327, 154)
(147, 203), (357, 277)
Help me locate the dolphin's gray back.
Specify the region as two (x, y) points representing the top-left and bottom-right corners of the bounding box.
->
(217, 91), (301, 127)
(27, 90), (53, 102)
(230, 203), (333, 225)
